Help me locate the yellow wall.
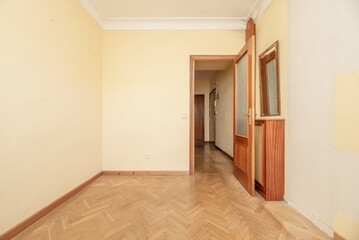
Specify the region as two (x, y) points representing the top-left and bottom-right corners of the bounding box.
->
(5, 0), (358, 238)
(334, 214), (359, 240)
(195, 79), (211, 142)
(255, 0), (288, 121)
(287, 0), (359, 237)
(334, 71), (359, 153)
(255, 0), (289, 195)
(102, 30), (244, 171)
(210, 66), (234, 156)
(0, 0), (103, 235)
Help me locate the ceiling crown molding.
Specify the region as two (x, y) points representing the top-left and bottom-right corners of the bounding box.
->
(78, 0), (106, 27)
(78, 0), (272, 30)
(103, 17), (248, 30)
(247, 0), (273, 23)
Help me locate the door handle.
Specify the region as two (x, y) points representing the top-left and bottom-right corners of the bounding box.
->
(242, 108), (252, 117)
(242, 108), (254, 125)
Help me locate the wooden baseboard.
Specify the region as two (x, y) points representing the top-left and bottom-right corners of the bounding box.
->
(103, 171), (189, 176)
(255, 181), (266, 199)
(0, 171), (103, 240)
(214, 145), (233, 161)
(0, 170), (189, 239)
(334, 232), (346, 240)
(205, 141), (215, 144)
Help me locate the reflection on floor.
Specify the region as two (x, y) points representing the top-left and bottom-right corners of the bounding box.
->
(14, 144), (329, 239)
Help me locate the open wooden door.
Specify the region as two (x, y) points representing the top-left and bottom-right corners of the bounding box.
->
(233, 19), (256, 196)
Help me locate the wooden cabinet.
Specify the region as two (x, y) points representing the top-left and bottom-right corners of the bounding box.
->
(255, 119), (285, 201)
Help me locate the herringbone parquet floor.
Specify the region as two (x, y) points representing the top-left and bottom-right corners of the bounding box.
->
(13, 144), (330, 239)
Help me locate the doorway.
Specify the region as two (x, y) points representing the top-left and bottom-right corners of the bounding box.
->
(190, 52), (256, 197)
(190, 56), (236, 175)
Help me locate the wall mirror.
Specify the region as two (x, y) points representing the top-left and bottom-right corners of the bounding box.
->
(259, 41), (280, 116)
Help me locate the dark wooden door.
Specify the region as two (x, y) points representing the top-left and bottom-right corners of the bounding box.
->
(209, 89), (216, 142)
(195, 94), (205, 144)
(233, 34), (256, 196)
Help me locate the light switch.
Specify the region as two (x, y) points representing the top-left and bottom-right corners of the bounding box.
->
(181, 114), (187, 119)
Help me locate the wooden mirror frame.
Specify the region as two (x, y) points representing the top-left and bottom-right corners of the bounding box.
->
(259, 41), (281, 116)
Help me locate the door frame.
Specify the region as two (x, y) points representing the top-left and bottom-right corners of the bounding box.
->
(189, 55), (236, 175)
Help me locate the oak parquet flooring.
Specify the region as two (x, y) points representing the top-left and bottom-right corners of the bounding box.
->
(13, 144), (329, 240)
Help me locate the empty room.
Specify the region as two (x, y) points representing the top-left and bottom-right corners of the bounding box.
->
(1, 0), (358, 239)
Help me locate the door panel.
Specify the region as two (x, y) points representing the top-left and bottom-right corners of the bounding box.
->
(236, 53), (248, 137)
(236, 142), (247, 173)
(233, 35), (256, 196)
(195, 94), (205, 144)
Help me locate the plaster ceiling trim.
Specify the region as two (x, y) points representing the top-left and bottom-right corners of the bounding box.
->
(247, 0), (273, 23)
(78, 0), (106, 26)
(78, 0), (273, 30)
(103, 17), (248, 30)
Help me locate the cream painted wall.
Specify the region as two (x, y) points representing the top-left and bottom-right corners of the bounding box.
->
(334, 71), (359, 153)
(287, 0), (359, 238)
(103, 30), (245, 171)
(334, 214), (359, 240)
(0, 0), (103, 235)
(255, 0), (288, 195)
(195, 79), (210, 142)
(255, 0), (288, 121)
(210, 66), (234, 157)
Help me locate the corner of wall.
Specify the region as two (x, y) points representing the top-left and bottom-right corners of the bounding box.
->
(287, 198), (334, 237)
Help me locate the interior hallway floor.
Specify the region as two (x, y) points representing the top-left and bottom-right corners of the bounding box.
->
(13, 144), (329, 239)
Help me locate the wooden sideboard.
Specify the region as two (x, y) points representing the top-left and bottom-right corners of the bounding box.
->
(255, 119), (285, 201)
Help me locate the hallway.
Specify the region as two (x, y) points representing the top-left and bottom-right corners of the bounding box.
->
(13, 144), (329, 239)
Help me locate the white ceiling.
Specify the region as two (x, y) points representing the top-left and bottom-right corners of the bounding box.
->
(93, 0), (256, 18)
(79, 0), (272, 30)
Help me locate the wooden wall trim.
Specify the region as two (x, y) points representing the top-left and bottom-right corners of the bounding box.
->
(191, 55), (237, 62)
(334, 232), (346, 240)
(265, 120), (285, 201)
(255, 181), (266, 199)
(0, 171), (103, 240)
(254, 119), (285, 201)
(0, 170), (189, 239)
(214, 145), (233, 161)
(245, 18), (256, 42)
(190, 56), (195, 175)
(103, 171), (189, 176)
